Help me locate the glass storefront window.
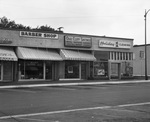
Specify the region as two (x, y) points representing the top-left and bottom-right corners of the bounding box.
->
(122, 62), (133, 76)
(120, 52), (122, 60)
(129, 53), (133, 60)
(110, 52), (133, 61)
(111, 52), (113, 60)
(94, 62), (108, 77)
(3, 62), (13, 80)
(117, 52), (119, 60)
(114, 52), (116, 60)
(65, 61), (79, 78)
(126, 52), (128, 60)
(123, 52), (126, 60)
(19, 60), (44, 80)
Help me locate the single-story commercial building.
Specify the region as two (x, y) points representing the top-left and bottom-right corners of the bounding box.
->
(0, 28), (134, 83)
(133, 44), (150, 78)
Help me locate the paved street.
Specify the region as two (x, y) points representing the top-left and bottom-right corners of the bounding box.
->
(0, 82), (150, 122)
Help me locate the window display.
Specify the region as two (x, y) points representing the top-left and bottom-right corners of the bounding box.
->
(65, 61), (79, 78)
(19, 60), (44, 79)
(3, 62), (13, 80)
(122, 62), (133, 76)
(94, 62), (108, 77)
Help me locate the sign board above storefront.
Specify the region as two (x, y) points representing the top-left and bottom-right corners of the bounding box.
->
(64, 35), (92, 48)
(99, 40), (131, 49)
(20, 31), (58, 39)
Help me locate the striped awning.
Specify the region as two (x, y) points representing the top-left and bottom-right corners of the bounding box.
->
(0, 47), (18, 61)
(17, 47), (62, 61)
(60, 49), (96, 61)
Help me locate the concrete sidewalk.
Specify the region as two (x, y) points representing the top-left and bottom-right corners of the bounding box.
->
(0, 79), (150, 89)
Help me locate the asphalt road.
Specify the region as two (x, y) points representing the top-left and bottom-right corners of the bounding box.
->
(0, 83), (150, 122)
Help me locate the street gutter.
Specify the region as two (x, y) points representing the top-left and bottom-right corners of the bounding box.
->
(0, 80), (150, 89)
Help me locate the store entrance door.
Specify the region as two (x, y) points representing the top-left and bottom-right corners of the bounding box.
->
(111, 63), (121, 79)
(81, 62), (86, 79)
(45, 61), (52, 80)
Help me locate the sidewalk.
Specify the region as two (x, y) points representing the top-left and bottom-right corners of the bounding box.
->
(0, 79), (150, 89)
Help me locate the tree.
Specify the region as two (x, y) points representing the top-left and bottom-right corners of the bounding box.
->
(0, 16), (63, 33)
(0, 16), (9, 28)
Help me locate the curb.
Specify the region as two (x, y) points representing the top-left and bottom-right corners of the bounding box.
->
(0, 80), (150, 89)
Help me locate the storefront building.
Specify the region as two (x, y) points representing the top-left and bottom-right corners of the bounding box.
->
(133, 44), (150, 78)
(0, 28), (134, 82)
(93, 38), (133, 80)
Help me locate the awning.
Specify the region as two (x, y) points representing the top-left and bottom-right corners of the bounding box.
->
(17, 47), (63, 61)
(0, 47), (18, 61)
(60, 49), (96, 61)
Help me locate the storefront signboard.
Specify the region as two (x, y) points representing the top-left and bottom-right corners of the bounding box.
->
(99, 40), (131, 49)
(20, 31), (58, 39)
(0, 38), (12, 44)
(65, 35), (92, 48)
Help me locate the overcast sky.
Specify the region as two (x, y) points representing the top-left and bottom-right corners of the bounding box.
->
(0, 0), (150, 45)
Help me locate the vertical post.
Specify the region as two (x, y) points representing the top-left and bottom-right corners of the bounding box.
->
(79, 62), (81, 79)
(144, 9), (149, 80)
(108, 62), (111, 80)
(43, 61), (46, 80)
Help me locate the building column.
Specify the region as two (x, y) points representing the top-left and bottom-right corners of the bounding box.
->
(79, 62), (81, 79)
(13, 61), (18, 82)
(43, 61), (46, 80)
(108, 61), (111, 80)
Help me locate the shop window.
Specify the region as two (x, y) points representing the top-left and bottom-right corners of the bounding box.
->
(120, 52), (122, 60)
(110, 52), (112, 60)
(123, 52), (126, 60)
(111, 52), (113, 60)
(19, 60), (44, 80)
(3, 62), (13, 80)
(114, 52), (116, 60)
(139, 51), (145, 59)
(122, 62), (133, 76)
(68, 66), (73, 73)
(65, 61), (79, 78)
(131, 53), (133, 60)
(94, 62), (108, 77)
(129, 53), (133, 60)
(126, 52), (128, 60)
(117, 52), (119, 60)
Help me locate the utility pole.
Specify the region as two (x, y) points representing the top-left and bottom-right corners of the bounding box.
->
(144, 9), (150, 80)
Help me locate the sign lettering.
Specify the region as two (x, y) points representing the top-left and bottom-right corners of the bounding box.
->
(65, 35), (92, 48)
(99, 40), (131, 49)
(20, 31), (58, 39)
(0, 38), (12, 44)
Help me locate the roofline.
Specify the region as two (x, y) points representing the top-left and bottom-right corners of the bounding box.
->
(0, 27), (134, 41)
(134, 44), (150, 47)
(63, 32), (134, 41)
